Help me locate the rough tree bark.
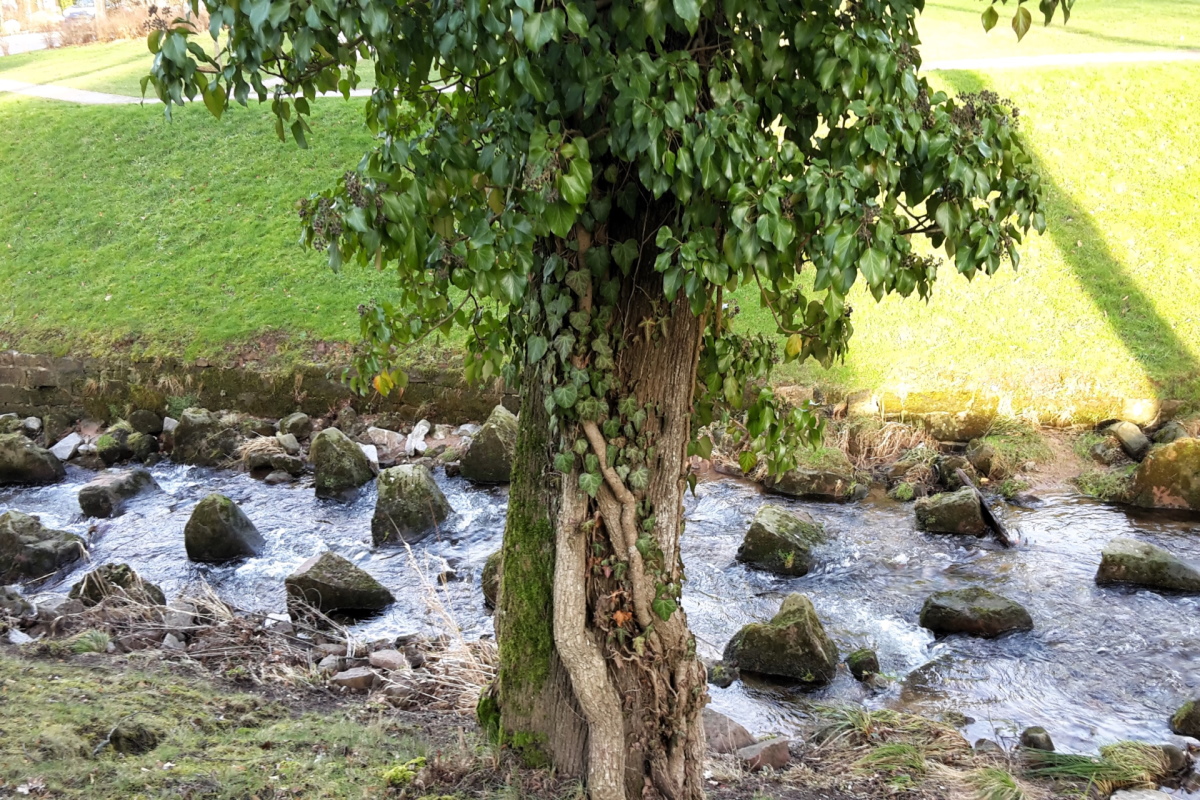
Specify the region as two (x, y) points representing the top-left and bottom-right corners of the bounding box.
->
(494, 259), (709, 800)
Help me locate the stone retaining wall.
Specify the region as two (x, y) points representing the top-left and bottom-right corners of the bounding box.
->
(0, 350), (511, 424)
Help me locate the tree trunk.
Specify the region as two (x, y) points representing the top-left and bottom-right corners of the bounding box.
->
(494, 260), (709, 800)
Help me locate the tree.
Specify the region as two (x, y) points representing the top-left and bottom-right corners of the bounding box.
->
(148, 1), (1054, 797)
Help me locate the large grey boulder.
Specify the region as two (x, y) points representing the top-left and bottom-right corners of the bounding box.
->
(460, 405), (518, 484)
(128, 409), (164, 435)
(1095, 537), (1200, 593)
(173, 408), (239, 466)
(69, 563), (165, 607)
(1108, 421), (1151, 462)
(183, 494), (265, 563)
(285, 551), (394, 615)
(0, 511), (86, 583)
(722, 593), (839, 685)
(1129, 438), (1200, 511)
(372, 465), (451, 546)
(764, 467), (860, 502)
(310, 427), (375, 498)
(919, 588), (1033, 638)
(78, 468), (158, 518)
(736, 505), (826, 576)
(0, 433), (65, 485)
(914, 488), (987, 536)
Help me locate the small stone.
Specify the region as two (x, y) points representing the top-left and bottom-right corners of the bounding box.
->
(161, 633), (184, 651)
(706, 660), (737, 689)
(1153, 421), (1188, 445)
(317, 654), (343, 675)
(128, 409), (164, 435)
(49, 432), (82, 461)
(405, 419), (431, 456)
(78, 468), (158, 518)
(481, 550), (502, 610)
(285, 552), (394, 615)
(330, 666), (378, 691)
(0, 586), (34, 618)
(109, 720), (161, 755)
(368, 649), (408, 672)
(974, 739), (1006, 756)
(846, 648), (880, 681)
(1019, 726), (1054, 752)
(314, 642), (347, 658)
(21, 417), (42, 437)
(32, 593), (84, 622)
(6, 628), (33, 645)
(1109, 791), (1172, 799)
(264, 470), (296, 485)
(460, 405), (518, 484)
(703, 708), (755, 754)
(1109, 421), (1152, 462)
(279, 412), (312, 439)
(162, 416), (179, 434)
(914, 488), (987, 536)
(275, 433), (301, 455)
(269, 453), (305, 476)
(737, 739), (790, 771)
(69, 563), (165, 607)
(359, 443), (379, 470)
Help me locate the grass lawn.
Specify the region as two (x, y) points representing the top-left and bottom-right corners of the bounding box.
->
(0, 652), (428, 799)
(1, 1), (1199, 410)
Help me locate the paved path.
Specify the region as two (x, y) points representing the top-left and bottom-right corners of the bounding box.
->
(2, 48), (1198, 105)
(926, 48), (1200, 71)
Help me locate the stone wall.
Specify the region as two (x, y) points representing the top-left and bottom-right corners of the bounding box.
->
(0, 350), (512, 425)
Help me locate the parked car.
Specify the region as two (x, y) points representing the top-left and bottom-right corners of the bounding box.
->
(62, 0), (95, 20)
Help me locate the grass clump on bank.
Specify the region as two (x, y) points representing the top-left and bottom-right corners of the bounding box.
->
(1075, 466), (1136, 503)
(0, 651), (427, 799)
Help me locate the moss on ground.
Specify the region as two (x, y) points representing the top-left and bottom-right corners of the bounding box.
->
(975, 422), (1053, 479)
(0, 651), (424, 799)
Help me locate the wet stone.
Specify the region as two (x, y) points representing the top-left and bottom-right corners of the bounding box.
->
(919, 588), (1033, 638)
(703, 708), (755, 755)
(183, 494), (265, 563)
(737, 739), (790, 771)
(1019, 726), (1054, 752)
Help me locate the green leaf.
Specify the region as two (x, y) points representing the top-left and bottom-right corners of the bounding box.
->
(738, 450), (758, 473)
(579, 471), (602, 498)
(672, 0), (700, 33)
(565, 2), (588, 35)
(147, 29), (164, 53)
(527, 335), (549, 364)
(554, 452), (575, 473)
(559, 159), (593, 206)
(202, 87), (225, 120)
(981, 4), (999, 32)
(860, 247), (887, 286)
(553, 384), (579, 409)
(652, 596), (678, 621)
(864, 125), (888, 154)
(545, 201), (577, 238)
(1012, 5), (1032, 40)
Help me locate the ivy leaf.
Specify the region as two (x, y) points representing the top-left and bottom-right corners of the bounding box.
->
(629, 466), (650, 491)
(672, 0), (700, 34)
(559, 159), (594, 206)
(738, 450), (758, 473)
(579, 471), (602, 498)
(545, 201), (577, 238)
(554, 452), (575, 473)
(527, 335), (549, 364)
(864, 125), (888, 154)
(553, 385), (579, 409)
(652, 596), (678, 621)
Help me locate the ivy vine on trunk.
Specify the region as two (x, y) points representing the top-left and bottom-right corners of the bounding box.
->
(149, 0), (1059, 797)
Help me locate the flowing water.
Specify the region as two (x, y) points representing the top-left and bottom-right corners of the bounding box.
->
(3, 462), (1199, 757)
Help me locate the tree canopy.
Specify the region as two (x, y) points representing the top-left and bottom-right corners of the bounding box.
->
(149, 1), (1051, 796)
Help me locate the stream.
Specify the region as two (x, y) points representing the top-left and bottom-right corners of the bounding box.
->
(3, 461), (1199, 759)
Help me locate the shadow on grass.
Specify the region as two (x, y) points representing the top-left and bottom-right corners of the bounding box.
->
(939, 69), (1200, 401)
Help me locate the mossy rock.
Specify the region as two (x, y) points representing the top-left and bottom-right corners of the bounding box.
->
(78, 468), (158, 518)
(1095, 537), (1200, 593)
(69, 563), (165, 607)
(934, 455), (975, 490)
(1170, 699), (1200, 738)
(764, 465), (861, 503)
(736, 505), (826, 576)
(460, 405), (518, 484)
(845, 648), (880, 681)
(183, 494), (265, 563)
(481, 550), (502, 610)
(1129, 437), (1200, 511)
(914, 488), (986, 536)
(1154, 421), (1188, 445)
(109, 719), (162, 755)
(173, 408), (239, 467)
(371, 465), (452, 546)
(919, 587), (1033, 638)
(723, 593), (839, 685)
(278, 412), (312, 439)
(310, 427), (375, 498)
(0, 433), (65, 486)
(889, 482), (916, 502)
(128, 409), (164, 435)
(285, 551), (394, 615)
(0, 511), (86, 584)
(126, 431), (159, 462)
